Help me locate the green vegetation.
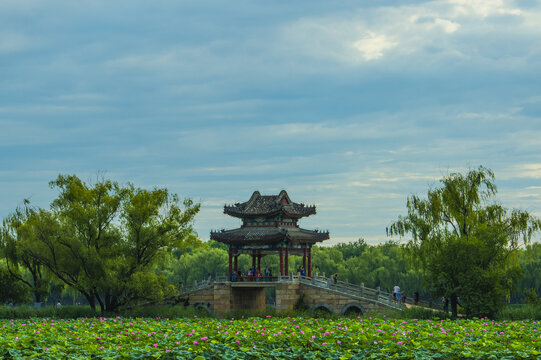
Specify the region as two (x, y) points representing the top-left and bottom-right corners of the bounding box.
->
(388, 166), (541, 318)
(1, 316), (540, 359)
(0, 174), (200, 312)
(1, 169), (541, 319)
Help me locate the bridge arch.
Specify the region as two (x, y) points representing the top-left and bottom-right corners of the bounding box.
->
(313, 303), (335, 313)
(341, 302), (365, 315)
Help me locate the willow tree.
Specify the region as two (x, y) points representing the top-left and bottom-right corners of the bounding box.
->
(387, 166), (541, 317)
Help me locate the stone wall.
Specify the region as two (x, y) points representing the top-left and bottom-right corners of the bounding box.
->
(213, 284), (232, 313)
(299, 284), (381, 313)
(231, 287), (266, 312)
(275, 283), (300, 311)
(188, 287), (215, 310)
(276, 282), (389, 313)
(187, 282), (393, 314)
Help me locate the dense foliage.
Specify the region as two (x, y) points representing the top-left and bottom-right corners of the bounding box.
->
(0, 175), (200, 312)
(387, 167), (541, 318)
(160, 239), (432, 300)
(2, 170), (541, 315)
(1, 316), (540, 359)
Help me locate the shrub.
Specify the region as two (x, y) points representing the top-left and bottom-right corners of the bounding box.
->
(496, 304), (541, 320)
(525, 288), (541, 306)
(0, 305), (98, 319)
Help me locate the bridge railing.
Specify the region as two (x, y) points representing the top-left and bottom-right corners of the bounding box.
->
(181, 273), (443, 311)
(298, 276), (397, 307)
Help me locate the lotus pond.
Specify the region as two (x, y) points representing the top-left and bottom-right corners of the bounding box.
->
(1, 315), (540, 359)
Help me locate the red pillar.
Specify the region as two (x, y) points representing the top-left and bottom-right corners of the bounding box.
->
(252, 252), (256, 269)
(228, 248), (233, 278)
(257, 254), (261, 272)
(285, 247), (289, 276)
(307, 247), (312, 277)
(303, 246), (307, 273)
(234, 253), (238, 272)
(279, 248), (284, 276)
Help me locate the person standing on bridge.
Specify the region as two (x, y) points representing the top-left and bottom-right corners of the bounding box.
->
(393, 284), (401, 304)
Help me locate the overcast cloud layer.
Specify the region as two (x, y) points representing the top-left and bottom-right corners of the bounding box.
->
(1, 0), (540, 244)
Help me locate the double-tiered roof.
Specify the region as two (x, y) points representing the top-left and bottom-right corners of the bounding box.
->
(223, 190), (316, 219)
(211, 227), (329, 245)
(211, 190), (329, 245)
(211, 190), (329, 278)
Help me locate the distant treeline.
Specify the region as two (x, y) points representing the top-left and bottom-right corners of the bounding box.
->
(158, 239), (541, 304)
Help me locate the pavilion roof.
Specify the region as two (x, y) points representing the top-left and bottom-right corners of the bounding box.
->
(210, 227), (329, 245)
(224, 190), (316, 218)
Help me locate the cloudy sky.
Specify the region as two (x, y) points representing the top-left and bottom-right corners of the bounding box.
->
(1, 0), (540, 244)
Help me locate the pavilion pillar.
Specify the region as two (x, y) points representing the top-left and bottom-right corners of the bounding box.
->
(303, 246), (307, 273)
(228, 248), (233, 278)
(285, 247), (289, 276)
(252, 251), (256, 269)
(257, 254), (261, 272)
(279, 248), (284, 276)
(234, 253), (238, 272)
(307, 247), (312, 277)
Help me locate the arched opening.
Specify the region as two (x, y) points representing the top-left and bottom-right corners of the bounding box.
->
(341, 302), (365, 316)
(313, 303), (334, 314)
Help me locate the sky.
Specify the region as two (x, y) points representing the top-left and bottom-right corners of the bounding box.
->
(1, 0), (540, 245)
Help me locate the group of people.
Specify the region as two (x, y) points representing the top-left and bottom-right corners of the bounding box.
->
(231, 266), (273, 282)
(393, 284), (408, 304)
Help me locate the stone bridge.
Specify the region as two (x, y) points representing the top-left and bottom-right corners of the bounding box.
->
(179, 275), (402, 315)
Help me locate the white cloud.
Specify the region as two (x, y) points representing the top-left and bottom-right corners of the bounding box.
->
(434, 18), (461, 33)
(349, 181), (371, 187)
(448, 0), (522, 18)
(352, 32), (397, 60)
(274, 0), (539, 68)
(514, 164), (541, 179)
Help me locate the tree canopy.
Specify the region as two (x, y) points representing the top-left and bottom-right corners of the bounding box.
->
(0, 174), (200, 311)
(387, 166), (541, 317)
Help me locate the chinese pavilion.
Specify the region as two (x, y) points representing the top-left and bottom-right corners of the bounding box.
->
(210, 190), (330, 279)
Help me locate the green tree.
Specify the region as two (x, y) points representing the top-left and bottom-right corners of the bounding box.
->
(165, 246), (228, 288)
(387, 166), (541, 317)
(0, 203), (52, 303)
(0, 266), (30, 303)
(514, 243), (541, 303)
(10, 174), (200, 312)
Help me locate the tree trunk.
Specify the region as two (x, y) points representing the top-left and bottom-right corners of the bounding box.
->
(450, 294), (458, 318)
(105, 293), (111, 311)
(95, 290), (105, 313)
(444, 297), (449, 313)
(34, 292), (42, 304)
(84, 292), (96, 311)
(105, 294), (120, 312)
